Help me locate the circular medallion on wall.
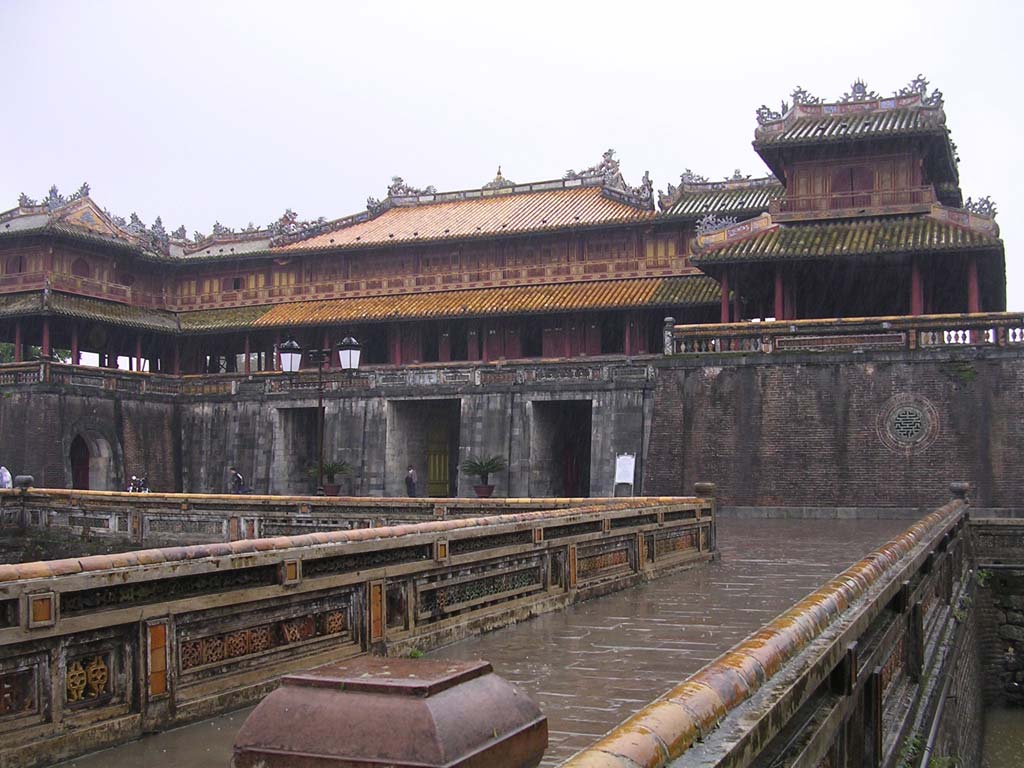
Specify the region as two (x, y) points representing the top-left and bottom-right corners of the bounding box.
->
(877, 394), (940, 455)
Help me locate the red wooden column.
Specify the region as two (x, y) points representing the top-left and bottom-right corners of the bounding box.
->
(438, 324), (451, 362)
(244, 334), (251, 374)
(467, 324), (480, 362)
(504, 322), (521, 359)
(322, 330), (331, 368)
(13, 321), (22, 362)
(70, 323), (79, 365)
(389, 325), (403, 365)
(910, 259), (924, 316)
(274, 331), (281, 371)
(774, 268), (784, 320)
(967, 257), (980, 313)
(720, 271), (730, 323)
(41, 318), (51, 359)
(173, 341), (181, 375)
(732, 278), (741, 323)
(135, 335), (143, 372)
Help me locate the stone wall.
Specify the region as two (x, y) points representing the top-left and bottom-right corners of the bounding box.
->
(0, 386), (178, 493)
(643, 348), (1024, 509)
(1, 348), (1022, 509)
(972, 518), (1024, 707)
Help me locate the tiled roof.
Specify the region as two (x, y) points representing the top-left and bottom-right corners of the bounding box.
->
(251, 275), (718, 328)
(278, 187), (655, 252)
(692, 215), (1002, 265)
(661, 181), (784, 218)
(0, 292), (43, 317)
(45, 292), (180, 331)
(754, 107), (945, 148)
(178, 305), (274, 332)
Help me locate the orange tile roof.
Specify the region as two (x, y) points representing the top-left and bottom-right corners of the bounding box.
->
(251, 275), (717, 328)
(278, 187), (654, 252)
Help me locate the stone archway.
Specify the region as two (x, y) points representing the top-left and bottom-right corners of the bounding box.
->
(68, 431), (115, 491)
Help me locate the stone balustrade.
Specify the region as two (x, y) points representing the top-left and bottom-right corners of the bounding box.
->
(665, 312), (1024, 355)
(0, 488), (662, 548)
(0, 493), (714, 768)
(0, 356), (657, 398)
(563, 488), (972, 768)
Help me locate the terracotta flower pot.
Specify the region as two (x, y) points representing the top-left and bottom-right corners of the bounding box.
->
(323, 483), (341, 496)
(473, 484), (495, 498)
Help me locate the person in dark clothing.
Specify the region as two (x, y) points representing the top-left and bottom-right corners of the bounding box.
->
(405, 465), (417, 497)
(228, 466), (245, 494)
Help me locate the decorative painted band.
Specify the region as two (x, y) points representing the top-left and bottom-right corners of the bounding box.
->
(561, 497), (965, 768)
(0, 496), (703, 585)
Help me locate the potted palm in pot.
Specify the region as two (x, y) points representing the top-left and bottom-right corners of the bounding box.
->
(459, 455), (507, 498)
(307, 460), (353, 496)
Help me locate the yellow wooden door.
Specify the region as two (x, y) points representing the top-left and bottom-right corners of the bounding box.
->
(426, 422), (449, 497)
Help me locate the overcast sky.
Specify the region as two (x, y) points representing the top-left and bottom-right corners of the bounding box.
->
(1, 0), (1020, 309)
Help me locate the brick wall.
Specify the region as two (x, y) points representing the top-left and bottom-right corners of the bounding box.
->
(0, 389), (177, 492)
(644, 349), (1024, 508)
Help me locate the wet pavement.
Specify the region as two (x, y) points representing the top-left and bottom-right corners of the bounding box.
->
(982, 706), (1024, 768)
(58, 517), (908, 768)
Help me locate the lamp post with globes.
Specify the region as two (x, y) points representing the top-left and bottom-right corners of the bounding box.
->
(275, 336), (361, 496)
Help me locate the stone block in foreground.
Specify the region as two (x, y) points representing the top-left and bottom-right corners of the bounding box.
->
(232, 656), (547, 767)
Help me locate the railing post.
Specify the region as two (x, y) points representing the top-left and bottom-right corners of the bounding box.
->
(694, 482), (717, 551)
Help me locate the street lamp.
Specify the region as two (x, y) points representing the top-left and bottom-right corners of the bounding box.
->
(276, 336), (361, 496)
(278, 338), (303, 373)
(337, 336), (361, 373)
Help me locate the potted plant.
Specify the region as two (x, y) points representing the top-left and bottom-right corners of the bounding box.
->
(459, 455), (507, 498)
(307, 460), (353, 496)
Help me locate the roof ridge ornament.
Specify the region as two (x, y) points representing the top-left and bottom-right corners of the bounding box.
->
(387, 176), (437, 198)
(564, 148), (620, 183)
(841, 78), (880, 103)
(696, 213), (739, 235)
(482, 166), (515, 190)
(894, 74), (943, 108)
(963, 196), (997, 218)
(790, 86), (820, 106)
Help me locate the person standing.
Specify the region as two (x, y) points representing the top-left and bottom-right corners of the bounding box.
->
(0, 466), (11, 489)
(405, 465), (417, 497)
(228, 466), (245, 494)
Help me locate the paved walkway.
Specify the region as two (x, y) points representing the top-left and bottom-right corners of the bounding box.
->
(59, 518), (907, 768)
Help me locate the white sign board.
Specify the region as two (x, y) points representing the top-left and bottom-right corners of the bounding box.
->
(614, 454), (636, 485)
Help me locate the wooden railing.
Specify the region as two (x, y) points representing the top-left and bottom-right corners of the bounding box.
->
(770, 185), (936, 220)
(665, 313), (1024, 356)
(0, 272), (167, 307)
(0, 494), (714, 767)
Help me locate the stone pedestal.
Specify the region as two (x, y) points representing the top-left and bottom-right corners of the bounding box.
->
(232, 656), (547, 767)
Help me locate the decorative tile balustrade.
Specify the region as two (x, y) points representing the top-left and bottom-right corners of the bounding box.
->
(665, 313), (1024, 356)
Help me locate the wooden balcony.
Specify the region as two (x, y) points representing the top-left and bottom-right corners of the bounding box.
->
(665, 313), (1024, 355)
(0, 271), (167, 308)
(769, 186), (937, 222)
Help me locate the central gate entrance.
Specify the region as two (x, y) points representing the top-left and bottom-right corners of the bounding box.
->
(529, 400), (592, 497)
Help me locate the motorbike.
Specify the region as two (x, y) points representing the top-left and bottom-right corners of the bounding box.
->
(127, 475), (150, 493)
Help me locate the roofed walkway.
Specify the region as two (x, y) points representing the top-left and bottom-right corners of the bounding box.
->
(58, 517), (907, 768)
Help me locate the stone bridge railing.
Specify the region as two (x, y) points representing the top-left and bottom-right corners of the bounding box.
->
(0, 493), (715, 768)
(564, 487), (973, 768)
(0, 488), (640, 549)
(0, 357), (657, 398)
(664, 312), (1024, 356)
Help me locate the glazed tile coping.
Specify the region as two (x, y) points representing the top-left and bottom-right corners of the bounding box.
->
(0, 495), (706, 583)
(560, 499), (964, 768)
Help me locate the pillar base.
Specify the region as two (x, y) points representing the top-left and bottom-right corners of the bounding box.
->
(232, 657), (547, 767)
